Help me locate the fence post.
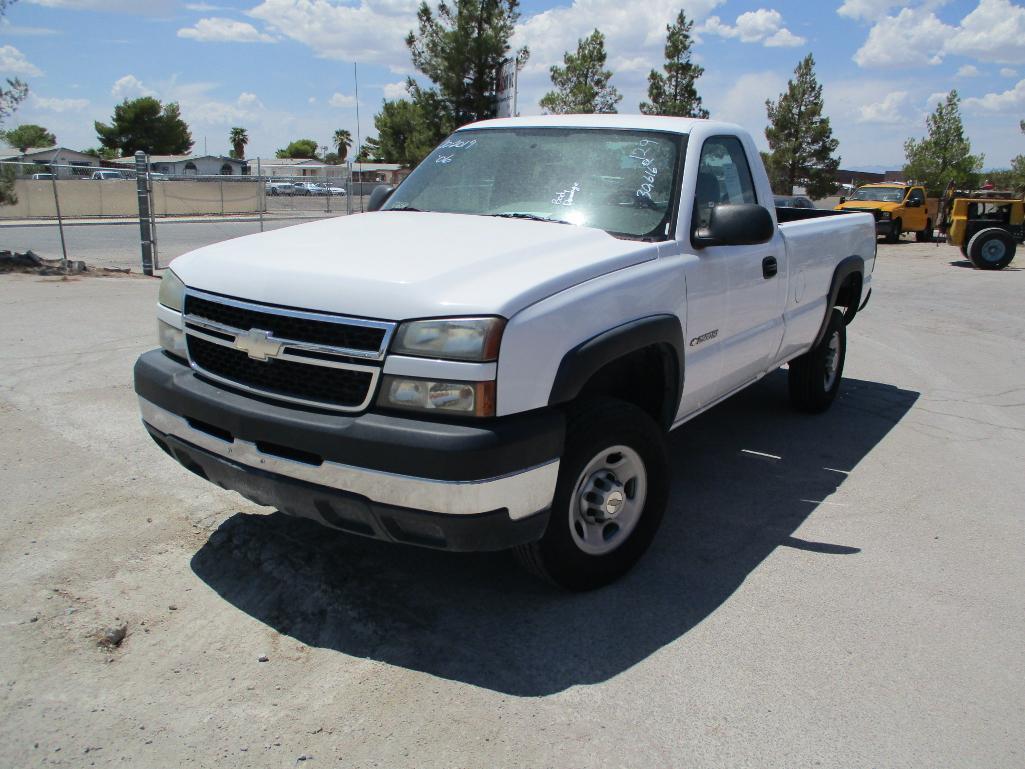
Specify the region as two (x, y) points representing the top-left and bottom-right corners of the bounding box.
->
(257, 158), (264, 232)
(134, 151), (155, 275)
(48, 172), (69, 265)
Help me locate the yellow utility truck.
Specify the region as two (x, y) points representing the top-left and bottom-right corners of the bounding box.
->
(835, 183), (935, 243)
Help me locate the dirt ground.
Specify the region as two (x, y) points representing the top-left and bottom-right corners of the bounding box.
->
(1, 238), (1023, 768)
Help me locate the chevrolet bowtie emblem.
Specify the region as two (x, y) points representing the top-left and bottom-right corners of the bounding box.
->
(234, 329), (284, 361)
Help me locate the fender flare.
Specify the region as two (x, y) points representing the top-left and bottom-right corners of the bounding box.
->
(813, 255), (864, 348)
(548, 315), (684, 427)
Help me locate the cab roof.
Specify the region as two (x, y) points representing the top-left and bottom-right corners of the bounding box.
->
(460, 114), (739, 136)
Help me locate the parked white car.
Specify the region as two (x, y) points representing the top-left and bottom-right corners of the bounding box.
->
(136, 115), (876, 589)
(90, 170), (123, 180)
(265, 180), (294, 196)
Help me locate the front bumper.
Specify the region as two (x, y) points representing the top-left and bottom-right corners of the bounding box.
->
(134, 350), (564, 551)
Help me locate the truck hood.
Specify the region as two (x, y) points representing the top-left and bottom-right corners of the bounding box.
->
(169, 211), (658, 320)
(836, 201), (900, 213)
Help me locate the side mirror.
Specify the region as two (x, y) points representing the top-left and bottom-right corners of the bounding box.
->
(368, 184), (395, 212)
(693, 204), (774, 248)
(839, 196), (847, 205)
(907, 199), (922, 208)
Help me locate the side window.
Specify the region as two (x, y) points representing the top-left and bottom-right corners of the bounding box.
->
(908, 188), (925, 205)
(694, 136), (757, 229)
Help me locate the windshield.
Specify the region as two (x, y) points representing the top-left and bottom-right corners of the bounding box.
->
(382, 128), (684, 240)
(851, 187), (905, 203)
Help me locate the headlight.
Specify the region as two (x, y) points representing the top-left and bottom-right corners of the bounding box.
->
(391, 317), (504, 361)
(377, 375), (496, 417)
(158, 268), (185, 312)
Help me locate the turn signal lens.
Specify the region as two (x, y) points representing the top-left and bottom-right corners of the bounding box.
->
(378, 376), (495, 417)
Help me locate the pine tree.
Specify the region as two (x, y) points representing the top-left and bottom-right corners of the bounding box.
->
(406, 0), (527, 127)
(764, 54), (839, 199)
(640, 10), (707, 118)
(903, 91), (983, 195)
(540, 30), (621, 114)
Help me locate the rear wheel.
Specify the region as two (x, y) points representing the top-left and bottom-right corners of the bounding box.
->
(967, 227), (1016, 270)
(788, 309), (847, 414)
(514, 398), (669, 591)
(916, 218), (933, 243)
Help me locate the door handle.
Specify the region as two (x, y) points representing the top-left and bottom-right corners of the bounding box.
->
(762, 256), (778, 279)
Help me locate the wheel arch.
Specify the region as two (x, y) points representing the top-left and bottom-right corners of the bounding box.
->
(548, 315), (684, 431)
(813, 255), (864, 348)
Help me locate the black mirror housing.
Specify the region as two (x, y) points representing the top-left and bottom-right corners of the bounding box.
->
(368, 184), (395, 212)
(693, 204), (775, 248)
(839, 196), (847, 204)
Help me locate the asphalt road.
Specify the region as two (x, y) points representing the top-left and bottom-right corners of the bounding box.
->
(1, 240), (1023, 767)
(0, 216), (335, 271)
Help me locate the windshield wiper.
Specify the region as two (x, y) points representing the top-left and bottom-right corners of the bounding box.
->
(488, 212), (570, 225)
(386, 205), (423, 212)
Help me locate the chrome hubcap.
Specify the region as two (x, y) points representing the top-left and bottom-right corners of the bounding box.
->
(981, 240), (1006, 262)
(823, 331), (841, 390)
(571, 445), (647, 556)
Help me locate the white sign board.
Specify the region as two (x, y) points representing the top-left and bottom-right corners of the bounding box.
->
(496, 59), (518, 118)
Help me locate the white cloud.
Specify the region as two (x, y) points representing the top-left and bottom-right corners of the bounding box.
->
(328, 92), (356, 108)
(308, 96), (317, 105)
(837, 0), (913, 21)
(857, 91), (910, 123)
(963, 78), (1025, 112)
(248, 0), (421, 70)
(764, 28), (805, 48)
(957, 64), (980, 77)
(111, 74), (154, 100)
(185, 2), (228, 9)
(853, 7), (950, 67)
(1001, 68), (1018, 77)
(178, 17), (275, 43)
(31, 95), (89, 112)
(0, 45), (43, 77)
(382, 80), (408, 99)
(700, 9), (805, 47)
(854, 0), (1025, 69)
(944, 0), (1025, 64)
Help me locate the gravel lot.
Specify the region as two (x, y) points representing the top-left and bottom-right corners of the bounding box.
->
(1, 239), (1023, 768)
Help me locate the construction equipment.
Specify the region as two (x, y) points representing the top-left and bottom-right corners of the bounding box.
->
(937, 185), (1024, 270)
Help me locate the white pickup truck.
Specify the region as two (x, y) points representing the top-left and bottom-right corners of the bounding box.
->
(135, 115), (876, 590)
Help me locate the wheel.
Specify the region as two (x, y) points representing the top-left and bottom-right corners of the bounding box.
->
(788, 308), (847, 414)
(916, 218), (932, 243)
(967, 227), (1016, 270)
(513, 398), (669, 590)
(884, 218), (902, 243)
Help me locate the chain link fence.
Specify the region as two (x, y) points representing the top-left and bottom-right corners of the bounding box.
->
(0, 159), (388, 272)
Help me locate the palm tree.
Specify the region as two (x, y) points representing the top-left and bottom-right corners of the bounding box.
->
(229, 127), (248, 160)
(333, 129), (352, 163)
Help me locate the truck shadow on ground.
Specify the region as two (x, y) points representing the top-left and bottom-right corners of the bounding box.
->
(948, 259), (1023, 271)
(191, 372), (918, 697)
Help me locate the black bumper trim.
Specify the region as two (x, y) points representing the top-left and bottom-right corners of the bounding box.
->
(134, 349), (565, 483)
(149, 427), (550, 552)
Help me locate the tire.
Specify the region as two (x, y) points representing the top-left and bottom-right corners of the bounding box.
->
(788, 308), (847, 414)
(884, 218), (902, 244)
(967, 227), (1016, 270)
(916, 218), (932, 243)
(513, 398), (669, 591)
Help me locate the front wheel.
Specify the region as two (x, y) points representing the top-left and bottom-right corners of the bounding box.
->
(916, 218), (933, 243)
(514, 398), (669, 590)
(788, 309), (847, 414)
(884, 218), (902, 243)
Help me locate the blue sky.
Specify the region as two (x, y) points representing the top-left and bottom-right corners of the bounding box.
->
(2, 0), (1024, 169)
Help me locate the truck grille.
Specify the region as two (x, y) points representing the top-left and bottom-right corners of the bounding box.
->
(181, 289), (395, 412)
(188, 336), (375, 409)
(185, 294), (386, 354)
